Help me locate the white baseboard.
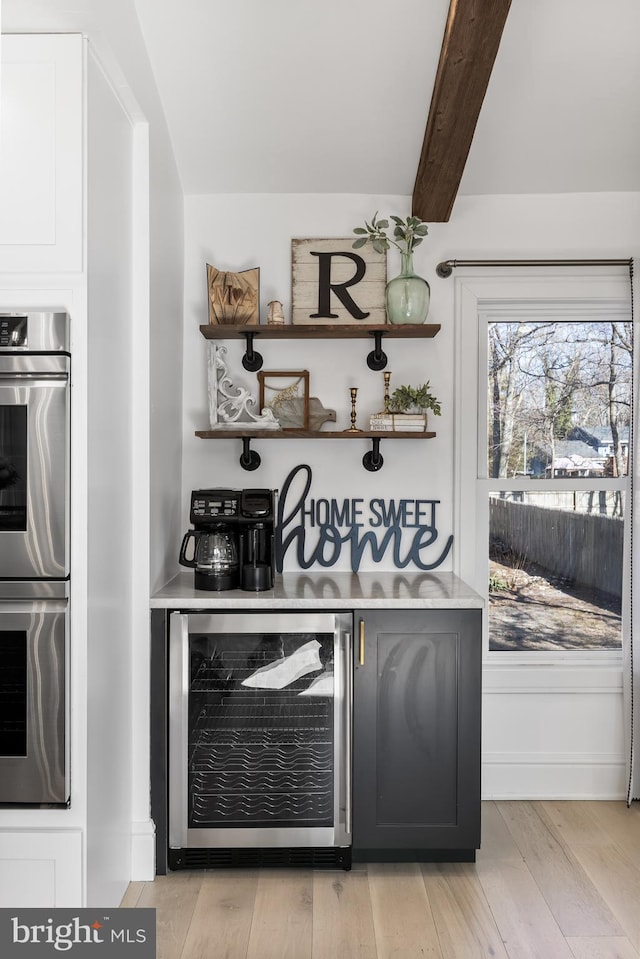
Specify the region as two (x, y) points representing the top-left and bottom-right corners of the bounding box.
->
(130, 819), (156, 881)
(482, 752), (627, 799)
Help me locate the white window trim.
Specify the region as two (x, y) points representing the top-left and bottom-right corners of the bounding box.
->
(454, 270), (631, 669)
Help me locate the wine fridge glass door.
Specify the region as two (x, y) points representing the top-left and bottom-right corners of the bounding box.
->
(169, 611), (351, 852)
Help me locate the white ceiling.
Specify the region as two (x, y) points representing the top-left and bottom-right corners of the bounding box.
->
(132, 0), (449, 196)
(3, 0), (640, 201)
(132, 0), (640, 199)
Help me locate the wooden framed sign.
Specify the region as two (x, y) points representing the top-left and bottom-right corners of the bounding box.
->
(291, 237), (386, 326)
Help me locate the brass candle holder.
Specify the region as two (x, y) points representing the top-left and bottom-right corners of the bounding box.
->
(383, 371), (392, 413)
(347, 387), (362, 432)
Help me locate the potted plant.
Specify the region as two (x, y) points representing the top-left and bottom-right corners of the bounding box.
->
(352, 212), (431, 325)
(370, 381), (441, 432)
(388, 382), (441, 417)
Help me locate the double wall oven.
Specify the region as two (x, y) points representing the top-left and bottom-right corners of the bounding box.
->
(0, 311), (70, 805)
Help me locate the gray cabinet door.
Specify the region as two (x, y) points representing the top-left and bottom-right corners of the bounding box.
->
(352, 608), (481, 859)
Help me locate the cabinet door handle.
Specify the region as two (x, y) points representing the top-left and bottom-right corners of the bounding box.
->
(359, 618), (365, 665)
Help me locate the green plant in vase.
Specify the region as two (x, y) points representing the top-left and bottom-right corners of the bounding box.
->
(388, 382), (441, 417)
(352, 212), (431, 325)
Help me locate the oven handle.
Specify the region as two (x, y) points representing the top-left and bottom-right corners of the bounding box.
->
(0, 372), (68, 383)
(0, 599), (68, 613)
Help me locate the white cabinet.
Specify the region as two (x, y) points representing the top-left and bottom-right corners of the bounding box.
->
(0, 34), (83, 273)
(0, 831), (83, 906)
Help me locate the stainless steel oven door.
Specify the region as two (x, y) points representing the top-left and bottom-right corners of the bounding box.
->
(0, 354), (69, 580)
(0, 596), (68, 804)
(169, 611), (352, 851)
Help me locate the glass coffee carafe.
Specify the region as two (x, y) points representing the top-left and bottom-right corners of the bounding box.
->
(179, 523), (239, 591)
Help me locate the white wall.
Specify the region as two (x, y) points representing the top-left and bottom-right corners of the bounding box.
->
(86, 48), (136, 906)
(183, 189), (639, 799)
(182, 193), (455, 574)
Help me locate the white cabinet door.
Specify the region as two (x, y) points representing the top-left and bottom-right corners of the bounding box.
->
(0, 831), (83, 906)
(0, 34), (83, 273)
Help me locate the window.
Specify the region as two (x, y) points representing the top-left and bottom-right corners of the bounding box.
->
(489, 488), (624, 651)
(486, 319), (629, 652)
(455, 273), (632, 661)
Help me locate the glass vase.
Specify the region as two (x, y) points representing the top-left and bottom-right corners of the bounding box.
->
(385, 252), (430, 325)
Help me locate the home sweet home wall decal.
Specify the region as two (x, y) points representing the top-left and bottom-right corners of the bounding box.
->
(291, 238), (386, 325)
(275, 464), (453, 573)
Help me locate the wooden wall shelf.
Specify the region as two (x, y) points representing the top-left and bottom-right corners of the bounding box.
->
(200, 322), (441, 373)
(198, 323), (441, 470)
(195, 429), (437, 440)
(199, 323), (440, 340)
(195, 430), (436, 472)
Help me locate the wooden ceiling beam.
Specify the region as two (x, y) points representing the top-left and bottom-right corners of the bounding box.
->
(412, 0), (512, 222)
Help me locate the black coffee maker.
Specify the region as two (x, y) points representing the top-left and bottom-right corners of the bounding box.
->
(179, 488), (276, 592)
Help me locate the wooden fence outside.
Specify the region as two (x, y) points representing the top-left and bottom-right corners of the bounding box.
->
(490, 498), (623, 599)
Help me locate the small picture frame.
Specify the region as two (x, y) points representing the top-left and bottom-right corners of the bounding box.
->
(258, 370), (310, 430)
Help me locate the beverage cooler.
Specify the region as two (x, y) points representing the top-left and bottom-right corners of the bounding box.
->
(167, 611), (352, 869)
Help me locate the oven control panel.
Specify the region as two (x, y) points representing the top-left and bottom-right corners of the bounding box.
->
(0, 311), (69, 352)
(0, 315), (27, 348)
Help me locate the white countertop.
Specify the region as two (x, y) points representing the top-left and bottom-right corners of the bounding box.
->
(151, 571), (484, 609)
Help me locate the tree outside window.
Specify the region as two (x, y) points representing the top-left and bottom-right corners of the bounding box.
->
(486, 319), (631, 652)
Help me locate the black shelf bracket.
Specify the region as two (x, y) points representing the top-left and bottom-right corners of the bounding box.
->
(362, 437), (384, 472)
(366, 330), (388, 371)
(239, 437), (261, 471)
(241, 332), (264, 372)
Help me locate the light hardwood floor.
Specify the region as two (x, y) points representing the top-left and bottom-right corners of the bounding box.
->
(121, 801), (640, 959)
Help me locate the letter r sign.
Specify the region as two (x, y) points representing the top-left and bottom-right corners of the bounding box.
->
(291, 238), (387, 325)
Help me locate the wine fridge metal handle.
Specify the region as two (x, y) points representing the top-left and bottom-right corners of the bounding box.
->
(168, 612), (190, 849)
(0, 373), (69, 383)
(344, 630), (353, 836)
(359, 618), (365, 665)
